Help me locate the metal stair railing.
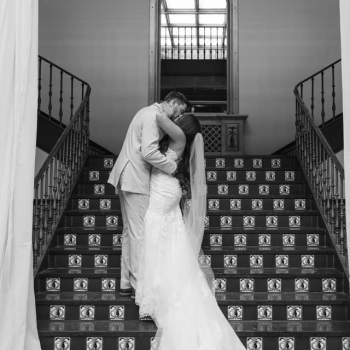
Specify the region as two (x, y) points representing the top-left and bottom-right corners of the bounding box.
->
(33, 56), (91, 275)
(293, 59), (348, 277)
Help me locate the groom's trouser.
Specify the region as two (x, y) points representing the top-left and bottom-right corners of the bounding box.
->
(117, 181), (149, 290)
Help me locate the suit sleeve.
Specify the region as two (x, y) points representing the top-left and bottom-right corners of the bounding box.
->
(141, 110), (177, 174)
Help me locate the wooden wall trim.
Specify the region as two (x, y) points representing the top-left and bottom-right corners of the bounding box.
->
(149, 0), (161, 105)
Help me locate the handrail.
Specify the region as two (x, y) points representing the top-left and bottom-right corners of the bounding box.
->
(296, 59), (341, 88)
(39, 55), (90, 86)
(33, 56), (91, 275)
(294, 74), (348, 277)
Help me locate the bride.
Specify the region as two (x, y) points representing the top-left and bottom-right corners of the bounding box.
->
(136, 112), (246, 350)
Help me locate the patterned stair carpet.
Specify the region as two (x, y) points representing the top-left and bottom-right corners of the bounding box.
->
(36, 155), (350, 350)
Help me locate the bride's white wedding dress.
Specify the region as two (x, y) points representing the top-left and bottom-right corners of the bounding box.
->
(136, 149), (246, 350)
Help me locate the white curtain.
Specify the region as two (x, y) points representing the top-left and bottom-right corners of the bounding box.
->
(339, 0), (350, 278)
(0, 0), (42, 349)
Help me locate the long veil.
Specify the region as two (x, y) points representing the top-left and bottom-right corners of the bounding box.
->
(182, 133), (215, 293)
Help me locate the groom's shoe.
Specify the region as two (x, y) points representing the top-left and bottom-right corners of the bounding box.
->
(119, 288), (133, 296)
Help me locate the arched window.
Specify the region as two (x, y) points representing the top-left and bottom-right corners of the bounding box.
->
(149, 0), (238, 114)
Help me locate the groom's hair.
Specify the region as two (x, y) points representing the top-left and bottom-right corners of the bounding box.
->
(163, 91), (190, 108)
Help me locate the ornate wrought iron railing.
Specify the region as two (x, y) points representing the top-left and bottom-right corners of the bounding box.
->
(295, 59), (342, 128)
(294, 60), (348, 276)
(275, 59), (343, 156)
(161, 26), (227, 60)
(33, 56), (91, 275)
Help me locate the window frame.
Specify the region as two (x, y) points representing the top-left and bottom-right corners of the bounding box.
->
(149, 0), (239, 114)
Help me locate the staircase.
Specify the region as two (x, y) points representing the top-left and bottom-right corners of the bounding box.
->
(36, 154), (350, 350)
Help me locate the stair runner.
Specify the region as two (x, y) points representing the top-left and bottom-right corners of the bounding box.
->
(36, 155), (350, 350)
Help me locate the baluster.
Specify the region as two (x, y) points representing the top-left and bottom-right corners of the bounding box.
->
(48, 64), (53, 119)
(210, 27), (212, 59)
(334, 168), (340, 244)
(60, 142), (67, 206)
(223, 28), (226, 59)
(339, 175), (345, 255)
(198, 28), (200, 59)
(317, 141), (323, 205)
(52, 155), (58, 227)
(38, 178), (44, 256)
(82, 83), (85, 103)
(77, 113), (83, 167)
(314, 139), (320, 200)
(311, 130), (317, 191)
(321, 71), (325, 127)
(167, 27), (170, 60)
(308, 127), (314, 178)
(185, 27), (187, 59)
(47, 161), (53, 238)
(332, 64), (336, 120)
(330, 160), (336, 236)
(204, 28), (206, 59)
(172, 28), (175, 60)
(38, 57), (42, 112)
(74, 118), (79, 173)
(74, 119), (80, 173)
(311, 77), (314, 118)
(190, 27), (193, 60)
(79, 115), (83, 165)
(295, 100), (301, 156)
(216, 26), (219, 59)
(70, 77), (74, 120)
(298, 103), (303, 158)
(305, 116), (309, 168)
(302, 112), (307, 168)
(84, 98), (90, 156)
(69, 125), (75, 181)
(300, 83), (303, 100)
(43, 169), (49, 247)
(177, 28), (180, 59)
(307, 120), (313, 177)
(67, 130), (73, 189)
(33, 185), (39, 269)
(321, 149), (327, 216)
(56, 150), (62, 215)
(59, 71), (63, 126)
(81, 111), (85, 163)
(325, 156), (331, 223)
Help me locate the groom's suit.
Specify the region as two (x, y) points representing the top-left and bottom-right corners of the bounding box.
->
(108, 103), (177, 290)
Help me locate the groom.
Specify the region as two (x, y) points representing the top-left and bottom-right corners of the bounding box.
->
(108, 91), (189, 297)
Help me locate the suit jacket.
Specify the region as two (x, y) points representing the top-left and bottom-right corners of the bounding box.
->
(107, 103), (177, 195)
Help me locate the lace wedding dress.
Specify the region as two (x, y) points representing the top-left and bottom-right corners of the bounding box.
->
(136, 149), (246, 350)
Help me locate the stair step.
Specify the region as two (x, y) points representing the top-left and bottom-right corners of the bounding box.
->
(86, 155), (299, 168)
(81, 168), (304, 182)
(35, 292), (350, 321)
(56, 227), (328, 248)
(38, 268), (344, 293)
(48, 246), (335, 269)
(76, 182), (309, 196)
(61, 212), (321, 228)
(37, 320), (350, 350)
(70, 196), (315, 211)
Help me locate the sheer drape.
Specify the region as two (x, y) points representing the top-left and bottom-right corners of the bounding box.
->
(0, 0), (41, 348)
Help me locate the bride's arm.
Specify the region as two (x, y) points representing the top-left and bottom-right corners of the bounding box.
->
(156, 112), (186, 146)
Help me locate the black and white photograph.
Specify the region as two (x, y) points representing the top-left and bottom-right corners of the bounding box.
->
(1, 0), (350, 349)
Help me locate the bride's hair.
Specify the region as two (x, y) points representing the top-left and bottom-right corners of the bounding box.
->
(159, 114), (201, 191)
